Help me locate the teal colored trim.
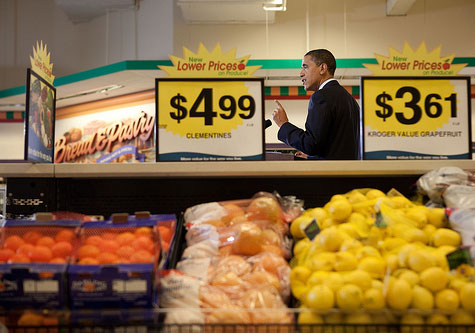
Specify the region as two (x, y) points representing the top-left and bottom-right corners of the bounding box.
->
(453, 57), (475, 66)
(352, 86), (360, 95)
(280, 86), (289, 96)
(1, 57), (474, 99)
(0, 85), (25, 98)
(298, 86), (306, 95)
(264, 86), (271, 96)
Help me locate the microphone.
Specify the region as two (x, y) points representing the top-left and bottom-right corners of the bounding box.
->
(265, 119), (272, 129)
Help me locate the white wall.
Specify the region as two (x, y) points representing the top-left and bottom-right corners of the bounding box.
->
(0, 123), (24, 160)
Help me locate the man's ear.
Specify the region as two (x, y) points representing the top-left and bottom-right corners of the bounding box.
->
(320, 63), (327, 74)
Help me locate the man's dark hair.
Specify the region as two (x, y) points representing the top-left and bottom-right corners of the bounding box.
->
(305, 49), (336, 76)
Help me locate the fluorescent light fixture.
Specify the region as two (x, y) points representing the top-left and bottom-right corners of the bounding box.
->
(263, 0), (286, 11)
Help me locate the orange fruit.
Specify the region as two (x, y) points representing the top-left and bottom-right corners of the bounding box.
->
(102, 232), (118, 240)
(50, 257), (66, 264)
(17, 243), (35, 258)
(99, 239), (120, 253)
(260, 244), (283, 256)
(251, 252), (288, 276)
(36, 236), (55, 248)
(131, 235), (154, 253)
(85, 235), (103, 247)
(0, 248), (15, 261)
(221, 203), (246, 224)
(30, 245), (53, 262)
(130, 250), (154, 263)
(76, 244), (100, 259)
(246, 196), (282, 221)
(8, 253), (31, 263)
(134, 226), (152, 236)
(158, 226), (173, 244)
(17, 312), (44, 326)
(96, 252), (120, 264)
(55, 229), (75, 242)
(78, 257), (99, 265)
(51, 241), (73, 258)
(23, 231), (43, 244)
(231, 222), (263, 256)
(116, 232), (135, 246)
(4, 235), (25, 251)
(218, 245), (233, 256)
(117, 245), (135, 259)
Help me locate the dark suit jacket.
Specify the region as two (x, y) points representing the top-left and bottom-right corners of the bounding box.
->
(278, 80), (361, 160)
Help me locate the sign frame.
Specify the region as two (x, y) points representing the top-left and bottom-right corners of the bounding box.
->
(361, 76), (472, 160)
(155, 77), (265, 162)
(24, 68), (56, 163)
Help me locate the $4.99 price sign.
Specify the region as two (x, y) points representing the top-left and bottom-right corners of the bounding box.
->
(156, 78), (265, 161)
(361, 76), (471, 160)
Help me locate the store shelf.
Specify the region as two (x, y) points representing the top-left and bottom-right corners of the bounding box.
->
(52, 160), (475, 178)
(0, 163), (54, 178)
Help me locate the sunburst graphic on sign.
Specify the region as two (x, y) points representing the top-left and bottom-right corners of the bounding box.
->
(30, 41), (55, 84)
(159, 43), (261, 78)
(364, 41), (466, 76)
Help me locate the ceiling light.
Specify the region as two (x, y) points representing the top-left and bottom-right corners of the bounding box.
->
(263, 0), (286, 11)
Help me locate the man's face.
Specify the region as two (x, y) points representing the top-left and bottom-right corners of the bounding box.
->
(300, 55), (323, 91)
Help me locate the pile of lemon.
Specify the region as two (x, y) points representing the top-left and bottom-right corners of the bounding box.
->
(290, 188), (475, 327)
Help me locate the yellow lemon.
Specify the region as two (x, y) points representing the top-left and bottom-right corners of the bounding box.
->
(298, 310), (324, 333)
(290, 215), (314, 239)
(386, 278), (412, 310)
(399, 270), (420, 287)
(318, 227), (344, 252)
(426, 313), (450, 325)
(334, 251), (358, 271)
(407, 248), (437, 273)
(450, 310), (475, 324)
(435, 289), (460, 311)
(347, 190), (367, 204)
(290, 265), (312, 284)
(326, 199), (352, 221)
(337, 223), (359, 238)
(437, 245), (457, 256)
(422, 224), (437, 239)
(293, 238), (311, 257)
(405, 227), (429, 244)
(459, 282), (475, 311)
(381, 237), (408, 252)
(420, 266), (449, 292)
(389, 195), (414, 209)
(309, 252), (335, 271)
(291, 280), (309, 300)
(432, 228), (462, 247)
(371, 279), (384, 291)
(323, 272), (344, 293)
(355, 245), (381, 260)
(362, 287), (385, 310)
(405, 206), (429, 228)
(324, 312), (345, 333)
(397, 243), (419, 267)
(305, 284), (334, 311)
(336, 283), (363, 310)
(319, 217), (339, 229)
(448, 277), (467, 292)
(411, 285), (434, 310)
(365, 189), (386, 200)
(345, 312), (372, 324)
(358, 256), (386, 279)
(307, 271), (330, 287)
(400, 313), (424, 333)
(306, 207), (328, 222)
(384, 253), (399, 273)
(339, 238), (363, 253)
(428, 207), (448, 228)
(343, 270), (373, 291)
(330, 194), (347, 202)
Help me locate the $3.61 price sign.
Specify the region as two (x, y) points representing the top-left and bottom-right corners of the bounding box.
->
(157, 79), (263, 137)
(363, 77), (467, 131)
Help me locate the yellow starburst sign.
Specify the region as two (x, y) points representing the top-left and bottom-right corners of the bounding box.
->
(30, 41), (55, 84)
(364, 41), (466, 76)
(159, 43), (261, 78)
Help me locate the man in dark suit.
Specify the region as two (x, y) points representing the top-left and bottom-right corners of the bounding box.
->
(272, 49), (361, 160)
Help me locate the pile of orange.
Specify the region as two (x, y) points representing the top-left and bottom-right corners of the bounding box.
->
(0, 229), (76, 264)
(75, 227), (157, 265)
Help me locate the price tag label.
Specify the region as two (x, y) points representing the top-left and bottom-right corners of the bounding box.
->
(361, 76), (471, 160)
(156, 78), (265, 161)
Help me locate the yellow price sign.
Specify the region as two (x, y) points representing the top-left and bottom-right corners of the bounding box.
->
(361, 77), (471, 160)
(156, 78), (265, 161)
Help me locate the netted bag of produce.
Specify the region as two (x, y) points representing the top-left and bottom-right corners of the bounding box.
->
(443, 184), (475, 209)
(447, 208), (475, 260)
